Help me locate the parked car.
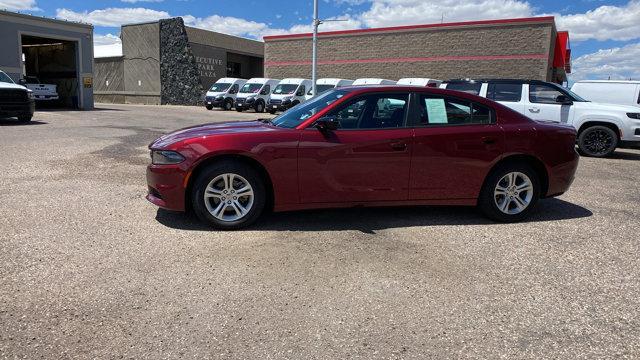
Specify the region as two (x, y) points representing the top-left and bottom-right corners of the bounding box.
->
(441, 79), (640, 157)
(0, 70), (35, 122)
(267, 78), (312, 114)
(20, 76), (59, 102)
(352, 78), (397, 86)
(204, 78), (246, 111)
(397, 78), (442, 87)
(234, 78), (280, 113)
(570, 80), (640, 109)
(147, 85), (579, 229)
(305, 78), (354, 100)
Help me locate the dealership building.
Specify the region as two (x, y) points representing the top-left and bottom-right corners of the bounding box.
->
(94, 18), (264, 105)
(264, 16), (571, 84)
(0, 10), (94, 110)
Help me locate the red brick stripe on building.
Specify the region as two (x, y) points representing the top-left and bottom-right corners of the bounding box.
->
(263, 16), (555, 41)
(264, 54), (549, 67)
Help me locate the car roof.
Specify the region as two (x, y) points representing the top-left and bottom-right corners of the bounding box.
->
(444, 78), (563, 85)
(573, 80), (640, 84)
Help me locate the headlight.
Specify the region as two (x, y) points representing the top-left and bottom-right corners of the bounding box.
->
(151, 150), (185, 165)
(627, 113), (640, 119)
(216, 95), (224, 100)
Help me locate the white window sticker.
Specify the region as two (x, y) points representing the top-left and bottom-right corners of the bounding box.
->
(425, 98), (448, 124)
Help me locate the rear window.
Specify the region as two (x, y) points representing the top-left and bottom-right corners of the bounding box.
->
(445, 82), (482, 95)
(487, 83), (522, 102)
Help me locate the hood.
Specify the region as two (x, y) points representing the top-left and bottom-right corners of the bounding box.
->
(576, 101), (640, 113)
(150, 120), (278, 149)
(0, 81), (29, 91)
(205, 91), (226, 97)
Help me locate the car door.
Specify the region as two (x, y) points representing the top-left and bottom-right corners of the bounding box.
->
(409, 93), (505, 200)
(298, 92), (412, 203)
(525, 83), (572, 123)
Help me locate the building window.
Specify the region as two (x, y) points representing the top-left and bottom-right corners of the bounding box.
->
(227, 62), (241, 77)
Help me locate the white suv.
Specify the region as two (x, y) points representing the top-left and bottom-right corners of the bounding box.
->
(441, 79), (640, 157)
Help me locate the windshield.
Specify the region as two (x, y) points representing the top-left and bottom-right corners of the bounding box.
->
(307, 84), (335, 95)
(209, 83), (231, 92)
(273, 84), (298, 95)
(240, 83), (263, 93)
(271, 90), (347, 128)
(0, 71), (15, 84)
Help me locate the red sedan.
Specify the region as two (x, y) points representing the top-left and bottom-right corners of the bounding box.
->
(147, 86), (579, 229)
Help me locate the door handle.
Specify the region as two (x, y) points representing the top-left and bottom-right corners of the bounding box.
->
(389, 141), (407, 151)
(528, 107), (540, 113)
(482, 136), (496, 145)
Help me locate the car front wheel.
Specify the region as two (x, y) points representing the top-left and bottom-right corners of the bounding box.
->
(577, 125), (618, 157)
(223, 99), (233, 111)
(192, 161), (266, 230)
(478, 163), (540, 222)
(205, 105), (213, 110)
(18, 115), (33, 123)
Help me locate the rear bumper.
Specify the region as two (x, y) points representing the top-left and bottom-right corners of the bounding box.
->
(0, 100), (35, 118)
(546, 150), (580, 197)
(146, 164), (188, 211)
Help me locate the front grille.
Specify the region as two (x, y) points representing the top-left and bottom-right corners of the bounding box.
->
(0, 89), (28, 102)
(236, 97), (246, 104)
(270, 99), (282, 105)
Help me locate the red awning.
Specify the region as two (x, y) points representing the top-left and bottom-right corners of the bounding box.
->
(553, 31), (571, 73)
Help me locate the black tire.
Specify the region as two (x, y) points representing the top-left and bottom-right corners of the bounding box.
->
(478, 162), (540, 222)
(255, 101), (265, 113)
(236, 107), (243, 112)
(577, 125), (618, 157)
(267, 109), (276, 115)
(191, 161), (266, 230)
(292, 100), (300, 107)
(223, 99), (233, 111)
(18, 115), (32, 123)
(205, 105), (213, 110)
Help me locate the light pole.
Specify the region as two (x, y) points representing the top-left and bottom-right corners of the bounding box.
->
(311, 0), (319, 97)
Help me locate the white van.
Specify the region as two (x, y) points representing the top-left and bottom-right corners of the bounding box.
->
(305, 78), (354, 100)
(204, 78), (246, 111)
(267, 78), (312, 113)
(234, 78), (280, 113)
(571, 80), (640, 109)
(352, 78), (397, 86)
(397, 78), (442, 87)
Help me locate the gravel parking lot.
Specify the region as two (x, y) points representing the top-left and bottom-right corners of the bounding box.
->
(1, 104), (639, 359)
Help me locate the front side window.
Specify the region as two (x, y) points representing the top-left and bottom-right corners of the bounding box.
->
(445, 82), (482, 95)
(487, 83), (522, 102)
(296, 85), (306, 96)
(229, 84), (239, 94)
(415, 95), (493, 126)
(529, 84), (565, 104)
(327, 93), (408, 129)
(261, 85), (270, 95)
(209, 83), (231, 92)
(273, 84), (298, 95)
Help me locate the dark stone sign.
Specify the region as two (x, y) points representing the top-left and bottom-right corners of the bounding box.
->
(190, 43), (227, 90)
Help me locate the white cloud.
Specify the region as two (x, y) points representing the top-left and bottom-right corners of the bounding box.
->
(93, 33), (123, 58)
(570, 42), (640, 81)
(56, 7), (169, 27)
(554, 0), (640, 41)
(121, 0), (163, 3)
(0, 0), (40, 11)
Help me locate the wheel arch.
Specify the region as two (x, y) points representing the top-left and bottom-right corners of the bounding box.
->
(483, 154), (550, 199)
(185, 153), (275, 212)
(576, 120), (621, 139)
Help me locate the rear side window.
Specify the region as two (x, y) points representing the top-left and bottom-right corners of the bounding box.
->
(487, 83), (522, 102)
(445, 82), (482, 95)
(415, 95), (493, 126)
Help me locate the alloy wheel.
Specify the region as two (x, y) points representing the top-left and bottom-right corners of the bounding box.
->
(494, 172), (534, 215)
(204, 173), (254, 222)
(583, 128), (614, 156)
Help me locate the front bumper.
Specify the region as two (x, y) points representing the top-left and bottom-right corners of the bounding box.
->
(205, 97), (224, 107)
(0, 100), (35, 118)
(146, 164), (188, 211)
(267, 101), (293, 112)
(235, 98), (256, 110)
(34, 95), (59, 101)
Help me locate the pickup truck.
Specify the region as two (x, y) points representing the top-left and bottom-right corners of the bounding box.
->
(21, 76), (59, 101)
(441, 79), (640, 157)
(0, 70), (35, 122)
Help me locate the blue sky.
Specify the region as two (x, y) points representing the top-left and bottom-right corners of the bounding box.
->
(5, 0), (640, 81)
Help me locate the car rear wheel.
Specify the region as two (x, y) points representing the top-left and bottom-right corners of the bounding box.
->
(192, 161), (265, 230)
(577, 125), (617, 157)
(478, 163), (540, 222)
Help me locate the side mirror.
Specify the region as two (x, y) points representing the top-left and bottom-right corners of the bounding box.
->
(556, 94), (573, 105)
(260, 89), (268, 95)
(315, 117), (340, 132)
(18, 79), (26, 85)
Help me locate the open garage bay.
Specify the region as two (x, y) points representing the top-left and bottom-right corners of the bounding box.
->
(1, 105), (638, 358)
